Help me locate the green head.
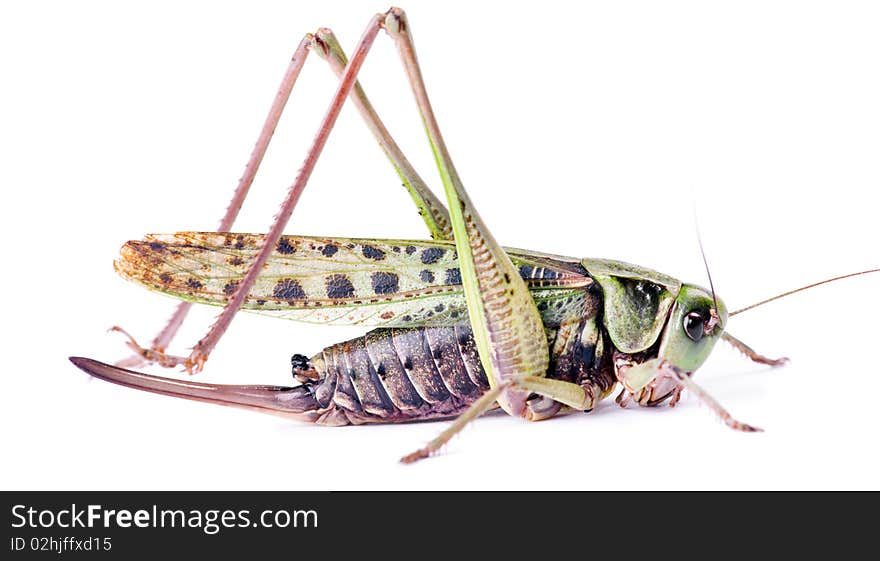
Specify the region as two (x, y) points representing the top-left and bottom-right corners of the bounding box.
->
(658, 283), (727, 373)
(583, 258), (727, 406)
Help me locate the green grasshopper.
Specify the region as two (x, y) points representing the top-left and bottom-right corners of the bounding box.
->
(69, 7), (878, 463)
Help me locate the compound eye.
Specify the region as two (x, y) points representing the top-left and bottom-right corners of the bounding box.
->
(683, 311), (707, 342)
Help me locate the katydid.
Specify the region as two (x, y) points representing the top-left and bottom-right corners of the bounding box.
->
(68, 7), (879, 463)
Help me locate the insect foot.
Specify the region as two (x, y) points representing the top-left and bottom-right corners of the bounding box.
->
(110, 326), (193, 371)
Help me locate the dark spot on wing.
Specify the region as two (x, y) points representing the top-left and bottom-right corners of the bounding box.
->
(276, 238), (296, 254)
(519, 265), (534, 278)
(421, 247), (446, 264)
(380, 311), (395, 320)
(405, 246), (416, 255)
(402, 315), (412, 322)
(186, 278), (203, 290)
(322, 244), (338, 257)
(234, 235), (246, 250)
(420, 270), (435, 284)
(371, 272), (399, 295)
(434, 304), (445, 313)
(445, 268), (461, 285)
(223, 281), (239, 296)
(148, 242), (166, 252)
(326, 274), (355, 299)
(392, 246), (401, 253)
(537, 301), (549, 311)
(362, 245), (386, 260)
(227, 256), (244, 266)
(273, 278), (306, 300)
(159, 273), (173, 284)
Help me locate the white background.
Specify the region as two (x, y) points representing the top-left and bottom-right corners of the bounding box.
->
(2, 1), (878, 490)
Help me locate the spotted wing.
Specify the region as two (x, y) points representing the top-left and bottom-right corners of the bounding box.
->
(115, 232), (592, 327)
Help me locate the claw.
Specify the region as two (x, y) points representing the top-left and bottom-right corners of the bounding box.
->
(730, 422), (764, 433)
(668, 387), (683, 408)
(400, 449), (430, 464)
(186, 349), (209, 374)
(763, 356), (790, 368)
(614, 388), (631, 408)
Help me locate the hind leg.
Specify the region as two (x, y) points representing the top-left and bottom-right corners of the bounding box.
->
(118, 14), (454, 371)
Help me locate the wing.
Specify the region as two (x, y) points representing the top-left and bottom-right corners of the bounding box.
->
(115, 232), (593, 328)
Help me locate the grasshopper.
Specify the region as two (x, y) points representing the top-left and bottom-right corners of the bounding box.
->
(69, 7), (878, 463)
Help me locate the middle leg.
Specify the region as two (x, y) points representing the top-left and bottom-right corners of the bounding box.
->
(401, 376), (599, 463)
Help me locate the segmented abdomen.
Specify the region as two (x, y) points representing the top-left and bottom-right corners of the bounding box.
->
(304, 325), (491, 425)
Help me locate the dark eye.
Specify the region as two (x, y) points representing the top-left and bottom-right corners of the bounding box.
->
(683, 311), (707, 342)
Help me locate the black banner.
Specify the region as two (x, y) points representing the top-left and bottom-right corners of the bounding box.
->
(1, 491), (872, 557)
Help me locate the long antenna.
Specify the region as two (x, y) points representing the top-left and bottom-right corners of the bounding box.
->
(730, 268), (880, 317)
(696, 226), (719, 314)
(693, 208), (720, 331)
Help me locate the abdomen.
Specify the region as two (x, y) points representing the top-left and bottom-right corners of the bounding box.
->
(303, 325), (490, 425)
(300, 315), (613, 426)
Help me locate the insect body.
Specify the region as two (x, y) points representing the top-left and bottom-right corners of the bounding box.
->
(72, 231), (748, 446)
(70, 7), (877, 462)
